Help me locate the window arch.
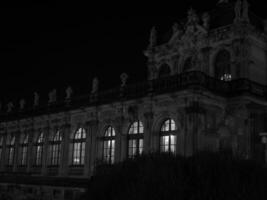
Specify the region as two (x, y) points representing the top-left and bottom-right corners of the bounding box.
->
(0, 136), (3, 161)
(103, 126), (116, 164)
(128, 121), (144, 158)
(49, 131), (62, 166)
(182, 57), (194, 72)
(20, 134), (29, 166)
(158, 64), (171, 78)
(214, 50), (232, 81)
(71, 128), (86, 165)
(7, 136), (15, 166)
(35, 132), (44, 166)
(160, 119), (177, 153)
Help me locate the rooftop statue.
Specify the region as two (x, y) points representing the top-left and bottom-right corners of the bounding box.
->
(217, 0), (229, 4)
(91, 77), (99, 94)
(65, 86), (73, 100)
(19, 99), (26, 110)
(235, 0), (242, 21)
(242, 0), (250, 22)
(34, 92), (39, 107)
(48, 89), (57, 104)
(169, 23), (182, 44)
(120, 73), (128, 87)
(149, 26), (157, 48)
(7, 102), (14, 113)
(202, 13), (210, 30)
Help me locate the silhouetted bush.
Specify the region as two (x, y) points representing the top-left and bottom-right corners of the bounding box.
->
(81, 151), (267, 200)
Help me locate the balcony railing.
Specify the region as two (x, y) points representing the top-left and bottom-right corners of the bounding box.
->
(1, 71), (267, 121)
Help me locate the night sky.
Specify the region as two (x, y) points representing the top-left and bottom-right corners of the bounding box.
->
(0, 1), (266, 104)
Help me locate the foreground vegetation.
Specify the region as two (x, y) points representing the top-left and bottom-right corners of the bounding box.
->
(81, 152), (267, 200)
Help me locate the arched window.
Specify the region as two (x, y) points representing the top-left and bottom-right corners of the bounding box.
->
(128, 121), (144, 158)
(7, 136), (15, 166)
(103, 126), (115, 164)
(158, 64), (171, 78)
(214, 50), (232, 81)
(71, 128), (86, 165)
(20, 134), (29, 166)
(183, 57), (194, 72)
(0, 136), (3, 161)
(35, 133), (44, 166)
(49, 131), (62, 166)
(160, 119), (177, 153)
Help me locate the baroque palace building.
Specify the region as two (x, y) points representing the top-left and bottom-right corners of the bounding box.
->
(1, 0), (267, 199)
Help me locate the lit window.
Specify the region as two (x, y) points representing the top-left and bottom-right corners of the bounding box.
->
(215, 50), (232, 81)
(20, 134), (29, 166)
(49, 131), (62, 166)
(160, 119), (177, 154)
(128, 121), (144, 158)
(71, 128), (86, 166)
(7, 136), (15, 166)
(0, 136), (3, 161)
(103, 126), (115, 164)
(35, 133), (44, 166)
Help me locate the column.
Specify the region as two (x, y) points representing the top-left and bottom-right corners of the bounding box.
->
(13, 131), (20, 172)
(41, 126), (50, 176)
(143, 112), (154, 153)
(60, 123), (71, 176)
(85, 120), (98, 177)
(27, 128), (34, 173)
(114, 117), (124, 163)
(0, 133), (7, 172)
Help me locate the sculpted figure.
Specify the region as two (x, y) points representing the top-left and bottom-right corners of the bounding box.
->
(49, 89), (57, 103)
(235, 0), (242, 21)
(34, 92), (39, 107)
(202, 13), (210, 30)
(169, 23), (182, 43)
(187, 8), (199, 25)
(120, 73), (128, 87)
(149, 26), (157, 48)
(7, 102), (14, 113)
(19, 99), (26, 110)
(218, 0), (229, 3)
(91, 77), (99, 94)
(242, 0), (250, 22)
(65, 86), (73, 100)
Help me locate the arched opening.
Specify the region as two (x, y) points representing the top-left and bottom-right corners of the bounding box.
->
(7, 136), (15, 166)
(127, 121), (144, 158)
(71, 128), (86, 166)
(160, 119), (177, 154)
(35, 132), (44, 166)
(20, 134), (29, 166)
(103, 126), (116, 164)
(214, 50), (232, 81)
(158, 64), (171, 78)
(49, 131), (62, 166)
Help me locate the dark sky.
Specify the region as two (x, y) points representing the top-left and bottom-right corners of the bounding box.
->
(0, 1), (266, 104)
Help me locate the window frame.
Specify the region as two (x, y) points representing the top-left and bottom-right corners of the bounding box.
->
(7, 136), (15, 166)
(103, 126), (116, 165)
(127, 121), (144, 159)
(71, 128), (86, 166)
(35, 132), (44, 166)
(49, 130), (62, 167)
(160, 119), (177, 154)
(19, 134), (29, 166)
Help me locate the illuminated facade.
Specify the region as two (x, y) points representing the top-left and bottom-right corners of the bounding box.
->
(1, 1), (267, 199)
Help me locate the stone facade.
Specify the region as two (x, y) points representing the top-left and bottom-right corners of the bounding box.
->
(1, 1), (267, 199)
